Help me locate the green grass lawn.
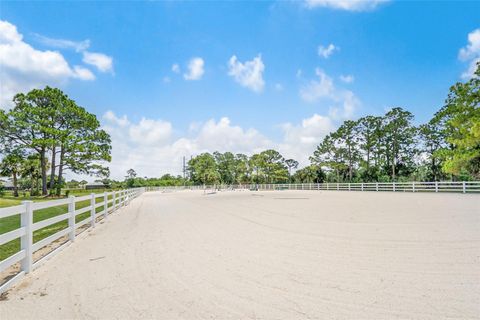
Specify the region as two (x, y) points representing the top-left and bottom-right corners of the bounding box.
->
(0, 190), (116, 261)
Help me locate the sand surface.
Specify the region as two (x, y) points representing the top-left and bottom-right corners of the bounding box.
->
(1, 190), (479, 319)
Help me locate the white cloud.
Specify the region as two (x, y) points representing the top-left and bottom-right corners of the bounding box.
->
(300, 68), (335, 102)
(305, 0), (389, 11)
(274, 83), (284, 91)
(339, 74), (354, 83)
(171, 63), (180, 73)
(0, 20), (95, 108)
(33, 32), (114, 74)
(82, 51), (114, 73)
(300, 68), (360, 119)
(129, 118), (173, 146)
(72, 65), (95, 80)
(163, 76), (171, 83)
(183, 57), (204, 80)
(34, 34), (90, 52)
(101, 112), (271, 179)
(458, 29), (480, 79)
(279, 114), (334, 166)
(228, 55), (265, 92)
(318, 43), (338, 58)
(99, 110), (343, 180)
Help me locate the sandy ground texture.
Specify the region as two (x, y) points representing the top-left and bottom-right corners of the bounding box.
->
(1, 190), (479, 319)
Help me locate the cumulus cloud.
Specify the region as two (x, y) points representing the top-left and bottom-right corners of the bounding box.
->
(458, 29), (480, 79)
(318, 43), (338, 58)
(98, 110), (345, 180)
(183, 57), (204, 80)
(339, 74), (354, 83)
(300, 68), (360, 119)
(305, 0), (389, 11)
(279, 114), (335, 166)
(228, 55), (265, 92)
(82, 51), (114, 73)
(101, 112), (272, 179)
(300, 68), (335, 102)
(0, 20), (95, 108)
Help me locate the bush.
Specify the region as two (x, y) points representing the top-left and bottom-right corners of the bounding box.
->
(0, 184), (4, 196)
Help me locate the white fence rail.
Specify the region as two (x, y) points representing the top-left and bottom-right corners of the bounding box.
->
(0, 188), (144, 293)
(146, 181), (480, 194)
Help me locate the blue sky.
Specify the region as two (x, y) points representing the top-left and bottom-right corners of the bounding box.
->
(1, 1), (479, 179)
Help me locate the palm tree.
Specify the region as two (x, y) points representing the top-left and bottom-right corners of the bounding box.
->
(0, 149), (25, 197)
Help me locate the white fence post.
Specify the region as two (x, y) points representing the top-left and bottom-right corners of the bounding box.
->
(68, 196), (76, 241)
(412, 182), (415, 193)
(112, 191), (116, 212)
(376, 182), (379, 191)
(104, 192), (108, 219)
(348, 183), (351, 191)
(393, 182), (396, 192)
(361, 183), (364, 191)
(90, 193), (96, 228)
(20, 201), (33, 273)
(463, 181), (466, 194)
(435, 181), (438, 193)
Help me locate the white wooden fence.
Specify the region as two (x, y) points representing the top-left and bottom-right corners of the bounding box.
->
(147, 181), (480, 193)
(0, 188), (144, 293)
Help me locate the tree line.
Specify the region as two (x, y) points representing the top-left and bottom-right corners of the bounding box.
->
(1, 63), (478, 193)
(185, 63), (480, 185)
(0, 87), (112, 196)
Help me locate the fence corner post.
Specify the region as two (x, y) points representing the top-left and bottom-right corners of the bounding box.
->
(90, 193), (96, 228)
(68, 196), (76, 242)
(20, 200), (33, 273)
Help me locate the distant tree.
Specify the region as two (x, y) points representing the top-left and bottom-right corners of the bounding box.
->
(0, 149), (25, 197)
(434, 61), (480, 179)
(233, 153), (250, 184)
(418, 121), (446, 181)
(126, 169), (137, 179)
(311, 134), (348, 182)
(285, 159), (299, 182)
(382, 107), (417, 181)
(333, 120), (360, 182)
(20, 154), (42, 196)
(249, 153), (265, 184)
(257, 150), (288, 183)
(188, 153), (220, 185)
(355, 116), (383, 181)
(293, 165), (325, 183)
(214, 152), (236, 184)
(125, 169), (138, 188)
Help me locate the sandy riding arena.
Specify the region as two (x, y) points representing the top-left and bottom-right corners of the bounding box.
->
(1, 190), (479, 319)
